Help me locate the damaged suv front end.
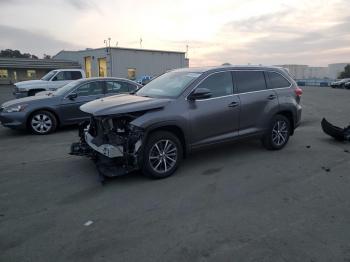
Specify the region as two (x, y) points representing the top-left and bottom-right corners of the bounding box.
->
(69, 93), (174, 179)
(71, 114), (144, 177)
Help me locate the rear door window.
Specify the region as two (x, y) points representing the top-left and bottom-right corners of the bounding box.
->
(196, 71), (233, 98)
(75, 82), (104, 97)
(235, 71), (267, 93)
(70, 71), (82, 80)
(267, 72), (291, 89)
(106, 81), (133, 94)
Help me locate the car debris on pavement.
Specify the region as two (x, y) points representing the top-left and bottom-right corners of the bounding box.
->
(321, 118), (350, 142)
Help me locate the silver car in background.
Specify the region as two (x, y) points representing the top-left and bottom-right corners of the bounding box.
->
(0, 77), (141, 134)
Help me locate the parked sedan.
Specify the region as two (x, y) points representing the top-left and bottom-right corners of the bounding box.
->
(0, 77), (141, 134)
(330, 78), (350, 88)
(345, 81), (350, 89)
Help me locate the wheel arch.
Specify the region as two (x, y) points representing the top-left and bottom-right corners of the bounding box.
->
(276, 110), (294, 135)
(144, 124), (188, 158)
(28, 88), (47, 96)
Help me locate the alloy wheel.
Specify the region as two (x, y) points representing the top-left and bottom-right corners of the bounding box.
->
(31, 113), (53, 134)
(272, 120), (289, 146)
(149, 139), (177, 174)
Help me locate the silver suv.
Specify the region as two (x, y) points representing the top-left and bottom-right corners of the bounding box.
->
(70, 66), (302, 180)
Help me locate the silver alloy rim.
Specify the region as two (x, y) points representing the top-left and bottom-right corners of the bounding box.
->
(149, 139), (177, 173)
(272, 120), (288, 146)
(31, 113), (52, 133)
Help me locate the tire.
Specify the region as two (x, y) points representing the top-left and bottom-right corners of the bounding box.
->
(262, 115), (291, 150)
(28, 110), (58, 135)
(142, 131), (183, 178)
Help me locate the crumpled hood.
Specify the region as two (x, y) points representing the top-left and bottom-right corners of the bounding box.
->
(15, 80), (47, 88)
(80, 94), (171, 116)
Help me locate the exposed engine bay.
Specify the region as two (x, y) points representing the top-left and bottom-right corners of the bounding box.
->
(70, 113), (145, 180)
(321, 118), (350, 142)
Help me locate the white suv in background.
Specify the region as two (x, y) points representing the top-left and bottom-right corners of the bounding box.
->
(13, 69), (86, 98)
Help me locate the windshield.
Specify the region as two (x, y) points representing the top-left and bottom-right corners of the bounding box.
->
(136, 71), (202, 98)
(54, 80), (82, 96)
(41, 70), (57, 81)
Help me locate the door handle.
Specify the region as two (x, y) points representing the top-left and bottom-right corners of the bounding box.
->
(267, 94), (277, 100)
(228, 101), (239, 108)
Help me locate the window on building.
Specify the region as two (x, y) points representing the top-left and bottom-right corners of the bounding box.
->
(98, 58), (107, 77)
(196, 71), (233, 98)
(267, 72), (291, 89)
(0, 69), (8, 79)
(128, 68), (136, 80)
(235, 71), (266, 93)
(84, 56), (92, 78)
(27, 70), (36, 79)
(75, 82), (104, 97)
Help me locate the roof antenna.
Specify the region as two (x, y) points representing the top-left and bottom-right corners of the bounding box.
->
(140, 37), (143, 48)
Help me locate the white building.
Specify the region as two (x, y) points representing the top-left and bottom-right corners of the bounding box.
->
(328, 63), (350, 79)
(276, 63), (350, 80)
(53, 47), (189, 80)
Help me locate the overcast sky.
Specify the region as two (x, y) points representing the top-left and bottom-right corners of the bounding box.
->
(0, 0), (349, 66)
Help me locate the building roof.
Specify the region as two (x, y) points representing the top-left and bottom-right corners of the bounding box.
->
(54, 46), (186, 57)
(0, 57), (81, 69)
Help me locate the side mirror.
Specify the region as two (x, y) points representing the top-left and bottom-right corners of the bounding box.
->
(188, 88), (212, 100)
(67, 92), (78, 100)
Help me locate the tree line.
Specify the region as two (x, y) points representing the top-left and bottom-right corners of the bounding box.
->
(0, 49), (51, 59)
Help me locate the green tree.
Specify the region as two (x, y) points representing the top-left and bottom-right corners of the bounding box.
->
(0, 49), (38, 59)
(339, 64), (350, 78)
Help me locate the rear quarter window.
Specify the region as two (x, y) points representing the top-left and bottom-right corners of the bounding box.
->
(235, 71), (266, 93)
(71, 71), (82, 80)
(267, 72), (291, 89)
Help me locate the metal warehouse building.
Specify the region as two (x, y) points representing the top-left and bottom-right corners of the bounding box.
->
(53, 47), (189, 80)
(0, 58), (80, 85)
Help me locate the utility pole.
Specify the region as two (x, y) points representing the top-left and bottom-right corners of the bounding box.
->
(140, 37), (143, 48)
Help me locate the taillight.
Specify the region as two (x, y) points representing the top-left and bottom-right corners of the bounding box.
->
(295, 87), (303, 97)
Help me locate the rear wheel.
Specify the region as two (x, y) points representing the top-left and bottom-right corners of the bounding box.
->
(262, 115), (291, 150)
(142, 131), (183, 178)
(28, 110), (57, 135)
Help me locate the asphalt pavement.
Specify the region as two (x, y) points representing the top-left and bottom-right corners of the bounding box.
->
(0, 85), (350, 262)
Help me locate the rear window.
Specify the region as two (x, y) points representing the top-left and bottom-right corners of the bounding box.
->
(70, 71), (82, 80)
(235, 71), (266, 93)
(268, 72), (291, 89)
(63, 71), (82, 80)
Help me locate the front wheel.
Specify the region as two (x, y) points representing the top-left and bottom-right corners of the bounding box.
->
(142, 131), (183, 178)
(262, 115), (291, 150)
(28, 110), (58, 135)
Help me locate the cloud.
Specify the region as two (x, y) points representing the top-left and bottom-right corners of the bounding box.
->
(64, 0), (101, 12)
(0, 25), (83, 57)
(199, 5), (350, 66)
